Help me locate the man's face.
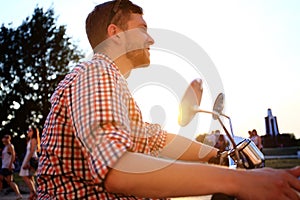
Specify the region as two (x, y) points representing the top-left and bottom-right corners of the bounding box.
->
(123, 14), (154, 68)
(2, 136), (8, 144)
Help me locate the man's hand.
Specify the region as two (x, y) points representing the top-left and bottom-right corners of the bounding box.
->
(234, 167), (300, 200)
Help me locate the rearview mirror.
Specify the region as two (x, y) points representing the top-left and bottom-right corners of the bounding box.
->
(178, 79), (203, 126)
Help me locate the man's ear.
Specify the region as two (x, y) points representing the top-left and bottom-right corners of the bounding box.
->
(107, 24), (118, 37)
(107, 24), (119, 37)
(107, 24), (123, 44)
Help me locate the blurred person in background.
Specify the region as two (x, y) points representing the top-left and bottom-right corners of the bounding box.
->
(0, 134), (22, 199)
(249, 129), (263, 151)
(19, 127), (40, 200)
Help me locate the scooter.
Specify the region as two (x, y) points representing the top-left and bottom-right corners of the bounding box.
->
(178, 78), (265, 199)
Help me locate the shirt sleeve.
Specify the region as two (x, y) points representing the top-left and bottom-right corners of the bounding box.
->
(144, 122), (167, 156)
(70, 62), (132, 181)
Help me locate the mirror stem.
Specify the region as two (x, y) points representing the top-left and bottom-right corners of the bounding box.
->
(216, 116), (236, 148)
(219, 114), (235, 138)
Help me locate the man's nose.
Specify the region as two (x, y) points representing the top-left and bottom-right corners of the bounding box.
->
(147, 33), (155, 45)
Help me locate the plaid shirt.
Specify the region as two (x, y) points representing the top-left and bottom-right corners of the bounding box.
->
(37, 53), (167, 199)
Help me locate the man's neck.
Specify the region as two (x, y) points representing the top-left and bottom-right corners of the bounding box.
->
(114, 55), (134, 78)
(96, 47), (134, 78)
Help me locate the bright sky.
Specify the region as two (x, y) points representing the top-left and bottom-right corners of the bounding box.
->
(1, 0), (300, 139)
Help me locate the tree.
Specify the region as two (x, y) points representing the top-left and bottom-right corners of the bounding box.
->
(0, 7), (83, 153)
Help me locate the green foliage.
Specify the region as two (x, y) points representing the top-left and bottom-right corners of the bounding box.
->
(0, 7), (83, 146)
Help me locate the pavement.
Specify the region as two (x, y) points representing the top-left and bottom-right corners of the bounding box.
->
(0, 194), (30, 200)
(0, 187), (31, 200)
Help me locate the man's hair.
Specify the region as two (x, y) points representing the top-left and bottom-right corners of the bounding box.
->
(4, 134), (11, 141)
(86, 0), (143, 50)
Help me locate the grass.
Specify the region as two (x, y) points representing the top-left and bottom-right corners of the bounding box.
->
(262, 146), (300, 169)
(265, 158), (300, 169)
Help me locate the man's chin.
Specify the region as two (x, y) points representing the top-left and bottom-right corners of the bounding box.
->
(127, 50), (151, 69)
(133, 60), (150, 69)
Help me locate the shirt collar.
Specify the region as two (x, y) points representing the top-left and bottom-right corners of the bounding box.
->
(92, 53), (119, 72)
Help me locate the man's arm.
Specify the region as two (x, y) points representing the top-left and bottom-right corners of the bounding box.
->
(105, 152), (300, 199)
(8, 144), (15, 169)
(160, 133), (218, 162)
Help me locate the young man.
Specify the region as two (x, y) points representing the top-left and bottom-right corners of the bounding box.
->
(0, 135), (22, 199)
(37, 0), (300, 199)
